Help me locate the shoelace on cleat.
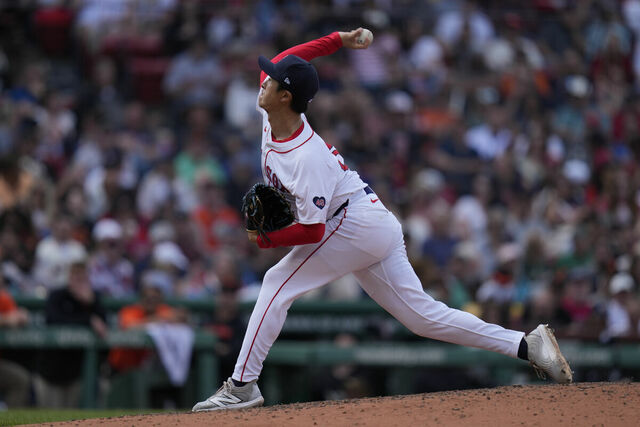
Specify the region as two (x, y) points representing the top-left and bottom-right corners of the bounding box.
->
(208, 379), (234, 403)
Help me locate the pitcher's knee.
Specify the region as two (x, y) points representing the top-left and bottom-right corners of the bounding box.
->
(262, 268), (279, 286)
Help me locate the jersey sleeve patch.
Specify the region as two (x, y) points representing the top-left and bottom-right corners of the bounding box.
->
(312, 196), (326, 209)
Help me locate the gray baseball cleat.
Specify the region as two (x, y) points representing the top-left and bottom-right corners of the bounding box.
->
(192, 378), (264, 412)
(525, 324), (573, 383)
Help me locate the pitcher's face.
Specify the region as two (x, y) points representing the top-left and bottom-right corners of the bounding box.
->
(258, 77), (289, 112)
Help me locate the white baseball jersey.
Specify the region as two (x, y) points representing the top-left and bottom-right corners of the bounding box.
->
(231, 45), (525, 385)
(257, 94), (365, 224)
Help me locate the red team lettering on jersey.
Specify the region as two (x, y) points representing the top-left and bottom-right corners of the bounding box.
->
(264, 165), (288, 193)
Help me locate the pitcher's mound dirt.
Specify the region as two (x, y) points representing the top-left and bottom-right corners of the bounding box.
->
(46, 382), (639, 426)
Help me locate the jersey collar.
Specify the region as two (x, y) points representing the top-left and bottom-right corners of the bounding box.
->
(271, 121), (304, 142)
(265, 114), (314, 151)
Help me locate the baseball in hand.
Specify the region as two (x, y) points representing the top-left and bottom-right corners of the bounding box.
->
(357, 28), (373, 45)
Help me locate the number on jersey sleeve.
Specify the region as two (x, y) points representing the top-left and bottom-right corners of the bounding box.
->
(325, 143), (349, 171)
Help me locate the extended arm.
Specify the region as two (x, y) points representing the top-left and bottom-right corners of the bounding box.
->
(259, 28), (372, 84)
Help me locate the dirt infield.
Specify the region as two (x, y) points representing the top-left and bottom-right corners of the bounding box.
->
(41, 382), (639, 426)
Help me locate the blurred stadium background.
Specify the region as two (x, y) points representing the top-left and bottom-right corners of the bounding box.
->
(1, 0), (640, 411)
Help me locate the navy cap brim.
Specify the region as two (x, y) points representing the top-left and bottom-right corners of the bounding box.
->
(258, 55), (279, 82)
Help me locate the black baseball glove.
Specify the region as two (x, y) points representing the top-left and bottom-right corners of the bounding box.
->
(241, 183), (295, 243)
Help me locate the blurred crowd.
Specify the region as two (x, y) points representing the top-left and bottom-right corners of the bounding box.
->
(2, 0), (640, 406)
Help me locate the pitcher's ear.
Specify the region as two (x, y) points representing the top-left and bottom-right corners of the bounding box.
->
(280, 90), (292, 104)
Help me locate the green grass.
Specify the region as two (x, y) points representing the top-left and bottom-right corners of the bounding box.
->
(0, 409), (170, 426)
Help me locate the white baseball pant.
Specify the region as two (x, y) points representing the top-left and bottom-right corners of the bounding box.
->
(233, 191), (525, 382)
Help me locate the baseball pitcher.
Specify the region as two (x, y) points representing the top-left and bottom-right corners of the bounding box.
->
(193, 28), (572, 412)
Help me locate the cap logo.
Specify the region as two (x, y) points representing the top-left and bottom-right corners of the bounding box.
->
(284, 77), (290, 84)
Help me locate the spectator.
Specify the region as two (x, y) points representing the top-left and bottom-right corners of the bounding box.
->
(552, 75), (591, 153)
(58, 184), (94, 246)
(600, 272), (638, 343)
(348, 26), (400, 91)
(477, 242), (521, 306)
(444, 241), (481, 310)
(163, 0), (208, 55)
(34, 260), (107, 408)
(136, 158), (195, 221)
(224, 59), (261, 130)
(88, 218), (135, 298)
(525, 285), (572, 335)
(584, 2), (632, 61)
(32, 214), (87, 291)
(435, 0), (495, 55)
(205, 289), (244, 381)
(23, 175), (55, 239)
(163, 35), (224, 111)
(556, 229), (596, 273)
(421, 202), (458, 271)
(191, 173), (241, 252)
(517, 232), (552, 299)
(169, 210), (206, 262)
(37, 90), (76, 178)
(0, 208), (39, 295)
(77, 57), (123, 127)
(560, 268), (599, 339)
(149, 240), (189, 297)
(429, 126), (482, 195)
(173, 107), (226, 188)
(176, 257), (217, 299)
(464, 104), (512, 161)
(72, 113), (113, 175)
(0, 274), (30, 408)
(108, 279), (187, 374)
(110, 191), (144, 260)
(83, 146), (137, 221)
(75, 0), (131, 53)
(0, 152), (37, 214)
(404, 168), (447, 258)
(452, 173), (493, 244)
